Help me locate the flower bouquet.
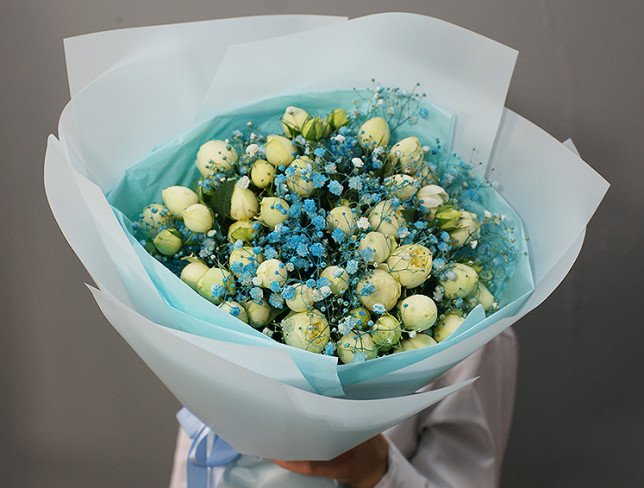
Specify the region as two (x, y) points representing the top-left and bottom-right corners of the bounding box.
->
(45, 12), (608, 486)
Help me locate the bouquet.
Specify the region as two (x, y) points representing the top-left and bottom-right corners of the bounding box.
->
(44, 12), (608, 484)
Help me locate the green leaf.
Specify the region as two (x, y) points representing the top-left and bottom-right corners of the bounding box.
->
(208, 180), (236, 225)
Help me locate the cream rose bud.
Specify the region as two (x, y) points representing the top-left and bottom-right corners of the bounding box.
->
(327, 205), (356, 235)
(467, 282), (496, 312)
(256, 259), (288, 289)
(358, 117), (390, 149)
(359, 231), (394, 265)
(161, 186), (199, 217)
(244, 299), (272, 328)
(388, 136), (425, 174)
(281, 310), (330, 353)
(229, 186), (259, 221)
(368, 200), (405, 238)
(220, 301), (249, 323)
(227, 220), (256, 242)
(301, 117), (330, 142)
(433, 314), (465, 343)
(320, 266), (349, 295)
(417, 185), (449, 220)
(435, 206), (463, 230)
(195, 140), (238, 176)
(387, 244), (433, 288)
(399, 295), (438, 331)
(153, 229), (182, 256)
(384, 174), (418, 201)
(182, 203), (214, 233)
(180, 260), (210, 290)
(285, 283), (315, 312)
(399, 334), (438, 351)
(357, 269), (401, 312)
(349, 307), (371, 330)
(258, 197), (289, 228)
(282, 106), (309, 137)
(440, 263), (479, 299)
(450, 211), (481, 247)
(250, 159), (275, 189)
(141, 204), (171, 236)
(265, 135), (297, 167)
(229, 247), (263, 277)
(371, 314), (402, 351)
(327, 108), (349, 130)
(196, 267), (236, 304)
(336, 332), (378, 364)
(286, 157), (315, 197)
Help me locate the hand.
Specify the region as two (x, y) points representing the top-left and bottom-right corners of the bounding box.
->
(273, 434), (389, 488)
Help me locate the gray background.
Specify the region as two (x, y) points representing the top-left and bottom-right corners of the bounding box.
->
(1, 1), (642, 487)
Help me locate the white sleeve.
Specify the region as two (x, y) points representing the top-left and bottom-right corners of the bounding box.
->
(376, 329), (519, 488)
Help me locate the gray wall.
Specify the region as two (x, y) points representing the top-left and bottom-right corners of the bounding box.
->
(1, 1), (642, 487)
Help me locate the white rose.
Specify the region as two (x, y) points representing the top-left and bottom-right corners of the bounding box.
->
(180, 260), (210, 290)
(356, 269), (401, 312)
(327, 205), (356, 235)
(433, 314), (465, 343)
(282, 106), (309, 137)
(417, 185), (449, 220)
(161, 186), (199, 217)
(359, 231), (395, 265)
(336, 331), (378, 364)
(320, 266), (350, 295)
(182, 203), (214, 233)
(450, 211), (481, 247)
(244, 299), (272, 328)
(281, 310), (330, 353)
(384, 174), (419, 201)
(141, 204), (171, 236)
(286, 157), (315, 197)
(256, 259), (288, 289)
(229, 186), (259, 221)
(440, 263), (479, 299)
(368, 200), (405, 238)
(220, 301), (249, 323)
(388, 136), (425, 174)
(371, 314), (402, 351)
(399, 334), (438, 351)
(195, 140), (238, 176)
(265, 135), (297, 167)
(285, 283), (315, 312)
(258, 197), (290, 228)
(153, 229), (182, 256)
(250, 159), (276, 188)
(196, 267), (236, 304)
(399, 295), (438, 331)
(386, 244), (433, 288)
(227, 220), (256, 242)
(358, 117), (390, 149)
(466, 282), (496, 312)
(229, 247), (263, 277)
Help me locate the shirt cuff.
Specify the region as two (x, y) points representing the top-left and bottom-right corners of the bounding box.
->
(374, 439), (429, 488)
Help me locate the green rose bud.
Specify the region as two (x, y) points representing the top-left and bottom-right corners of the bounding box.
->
(435, 206), (463, 230)
(327, 205), (356, 235)
(265, 135), (297, 167)
(368, 200), (406, 238)
(250, 159), (276, 188)
(301, 117), (331, 142)
(244, 299), (272, 328)
(286, 157), (315, 197)
(440, 263), (479, 299)
(356, 269), (401, 312)
(285, 283), (315, 312)
(433, 313), (465, 343)
(180, 260), (210, 290)
(466, 282), (496, 312)
(196, 267), (236, 304)
(372, 314), (402, 351)
(229, 247), (263, 278)
(230, 186), (259, 221)
(384, 174), (419, 201)
(153, 229), (182, 256)
(141, 204), (171, 236)
(220, 301), (249, 323)
(320, 266), (349, 295)
(258, 197), (289, 228)
(349, 307), (371, 331)
(386, 244), (433, 288)
(336, 331), (378, 364)
(450, 211), (481, 247)
(227, 220), (256, 243)
(281, 310), (330, 353)
(387, 136), (425, 174)
(399, 334), (438, 351)
(327, 108), (349, 130)
(282, 106), (309, 137)
(359, 231), (396, 265)
(195, 140), (238, 176)
(256, 259), (288, 289)
(399, 295), (438, 331)
(182, 203), (214, 233)
(358, 117), (390, 149)
(162, 186), (199, 217)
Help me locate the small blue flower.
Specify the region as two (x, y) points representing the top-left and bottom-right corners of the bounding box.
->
(313, 147), (326, 157)
(328, 180), (343, 196)
(303, 199), (317, 215)
(269, 293), (284, 308)
(346, 260), (359, 274)
(282, 286), (296, 300)
(312, 172), (328, 188)
(372, 303), (386, 314)
(270, 280), (281, 292)
(323, 342), (336, 356)
(311, 242), (325, 257)
(250, 287), (263, 301)
(331, 228), (346, 243)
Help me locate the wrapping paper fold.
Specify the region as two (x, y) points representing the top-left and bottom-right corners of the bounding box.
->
(45, 13), (609, 459)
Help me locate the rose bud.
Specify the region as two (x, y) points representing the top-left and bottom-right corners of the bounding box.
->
(433, 313), (465, 343)
(281, 310), (330, 353)
(219, 301), (249, 323)
(399, 295), (438, 331)
(153, 229), (182, 256)
(388, 136), (425, 174)
(282, 106), (309, 137)
(450, 211), (481, 247)
(229, 246), (263, 278)
(195, 140), (238, 176)
(399, 334), (438, 351)
(384, 174), (419, 201)
(286, 157), (315, 197)
(244, 299), (272, 328)
(161, 186), (199, 217)
(417, 185), (449, 220)
(327, 205), (356, 235)
(301, 117), (331, 142)
(182, 203), (214, 233)
(229, 186), (259, 221)
(336, 331), (378, 364)
(368, 200), (406, 238)
(327, 108), (349, 130)
(386, 244), (433, 288)
(258, 197), (290, 228)
(141, 204), (171, 236)
(435, 206), (463, 230)
(440, 263), (479, 299)
(320, 266), (350, 295)
(250, 159), (276, 188)
(227, 220), (256, 243)
(359, 231), (396, 265)
(358, 117), (390, 149)
(371, 314), (402, 351)
(196, 267), (236, 304)
(356, 268), (401, 312)
(265, 135), (297, 167)
(285, 283), (315, 312)
(256, 259), (288, 289)
(349, 307), (371, 331)
(466, 282), (496, 312)
(180, 260), (210, 290)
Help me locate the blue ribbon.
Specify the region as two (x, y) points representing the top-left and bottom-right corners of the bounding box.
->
(177, 408), (241, 488)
